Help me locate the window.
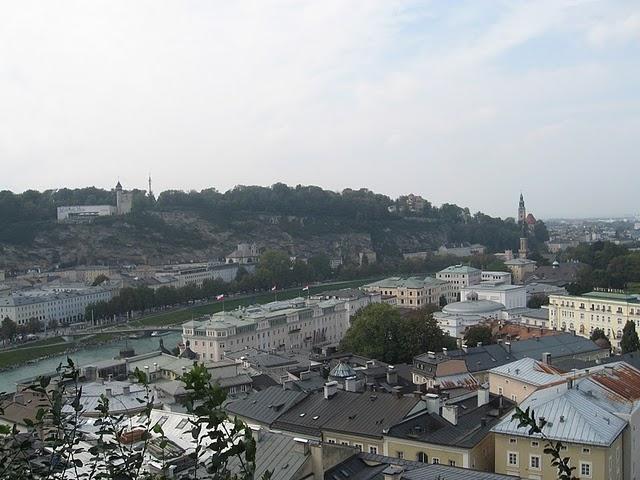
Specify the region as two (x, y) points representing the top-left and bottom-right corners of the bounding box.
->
(397, 451), (404, 459)
(582, 447), (591, 454)
(417, 452), (428, 463)
(327, 439), (336, 444)
(580, 462), (592, 477)
(432, 458), (440, 464)
(498, 387), (503, 395)
(369, 446), (378, 454)
(530, 455), (541, 470)
(340, 441), (349, 446)
(509, 438), (517, 444)
(511, 394), (517, 402)
(531, 441), (539, 448)
(353, 444), (362, 451)
(508, 452), (518, 466)
(448, 460), (456, 466)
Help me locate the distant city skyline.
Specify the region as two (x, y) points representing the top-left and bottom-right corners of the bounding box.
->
(2, 1), (639, 219)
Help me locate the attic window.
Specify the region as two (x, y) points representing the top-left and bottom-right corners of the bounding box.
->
(299, 413), (306, 417)
(313, 416), (319, 420)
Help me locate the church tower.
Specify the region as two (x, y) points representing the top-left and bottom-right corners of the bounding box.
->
(518, 193), (526, 224)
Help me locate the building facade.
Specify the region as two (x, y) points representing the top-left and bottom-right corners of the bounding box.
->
(460, 284), (526, 311)
(436, 265), (482, 302)
(362, 276), (453, 308)
(0, 285), (116, 325)
(548, 290), (640, 351)
(182, 298), (350, 361)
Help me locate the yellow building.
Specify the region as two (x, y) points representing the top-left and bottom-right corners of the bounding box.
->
(548, 290), (640, 351)
(488, 357), (566, 404)
(383, 389), (514, 472)
(362, 276), (453, 309)
(492, 385), (626, 480)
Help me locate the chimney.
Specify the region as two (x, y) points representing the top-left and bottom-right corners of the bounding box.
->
(383, 466), (404, 480)
(392, 386), (403, 399)
(324, 381), (338, 400)
(541, 352), (551, 364)
(365, 360), (375, 369)
(477, 387), (490, 407)
(293, 437), (309, 455)
(461, 344), (468, 353)
(386, 365), (398, 385)
(427, 351), (436, 359)
(345, 376), (359, 393)
(153, 362), (159, 372)
(442, 405), (459, 425)
(504, 341), (511, 354)
(425, 393), (440, 414)
(122, 386), (130, 395)
(497, 338), (503, 345)
(105, 388), (113, 397)
(477, 342), (483, 347)
(442, 347), (448, 356)
(480, 417), (487, 427)
(251, 426), (264, 442)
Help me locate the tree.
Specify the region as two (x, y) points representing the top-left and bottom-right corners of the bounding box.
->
(439, 295), (448, 308)
(339, 304), (406, 363)
(91, 274), (109, 286)
(621, 320), (640, 354)
(527, 295), (549, 309)
(0, 317), (17, 343)
(25, 317), (42, 335)
(339, 304), (455, 364)
(590, 328), (607, 343)
(464, 325), (493, 347)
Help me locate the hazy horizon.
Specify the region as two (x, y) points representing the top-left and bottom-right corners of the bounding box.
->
(2, 1), (639, 219)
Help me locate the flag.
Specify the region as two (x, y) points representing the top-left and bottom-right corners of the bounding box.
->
(302, 285), (309, 291)
(216, 294), (224, 301)
(271, 285), (277, 291)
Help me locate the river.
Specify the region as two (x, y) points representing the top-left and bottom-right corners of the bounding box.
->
(0, 332), (183, 393)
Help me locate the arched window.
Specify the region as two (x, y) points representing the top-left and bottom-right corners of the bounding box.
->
(417, 452), (428, 463)
(579, 324), (585, 334)
(617, 330), (622, 339)
(561, 322), (567, 331)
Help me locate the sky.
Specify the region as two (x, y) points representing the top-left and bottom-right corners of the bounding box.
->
(1, 1), (639, 219)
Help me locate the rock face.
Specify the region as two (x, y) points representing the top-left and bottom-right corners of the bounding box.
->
(0, 210), (447, 270)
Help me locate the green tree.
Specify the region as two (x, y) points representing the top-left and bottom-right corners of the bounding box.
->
(439, 295), (448, 308)
(621, 320), (640, 354)
(0, 359), (268, 480)
(256, 250), (292, 288)
(590, 327), (607, 342)
(463, 325), (493, 347)
(527, 295), (549, 309)
(0, 317), (17, 343)
(91, 274), (109, 286)
(25, 317), (42, 334)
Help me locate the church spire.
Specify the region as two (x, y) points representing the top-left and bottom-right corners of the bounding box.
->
(518, 192), (526, 224)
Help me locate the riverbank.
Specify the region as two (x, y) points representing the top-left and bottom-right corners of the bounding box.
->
(0, 332), (123, 371)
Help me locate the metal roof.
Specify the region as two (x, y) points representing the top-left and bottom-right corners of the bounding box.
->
(489, 357), (565, 387)
(225, 386), (308, 425)
(438, 265), (481, 274)
(508, 332), (603, 360)
(273, 390), (422, 439)
(492, 386), (626, 446)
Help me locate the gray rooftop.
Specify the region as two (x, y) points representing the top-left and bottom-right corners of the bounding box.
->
(492, 386), (626, 446)
(225, 386), (307, 425)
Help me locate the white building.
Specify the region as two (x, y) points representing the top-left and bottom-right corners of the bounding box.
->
(460, 283), (526, 311)
(156, 263), (253, 288)
(480, 271), (511, 285)
(436, 265), (482, 302)
(434, 296), (505, 339)
(182, 297), (350, 361)
(225, 243), (261, 264)
(0, 285), (116, 326)
(56, 205), (115, 221)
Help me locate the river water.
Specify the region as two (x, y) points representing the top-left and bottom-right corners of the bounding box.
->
(0, 332), (183, 393)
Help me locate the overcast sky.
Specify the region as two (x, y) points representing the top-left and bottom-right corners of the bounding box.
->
(1, 1), (639, 219)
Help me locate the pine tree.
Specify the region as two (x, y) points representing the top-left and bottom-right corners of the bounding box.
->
(621, 320), (640, 354)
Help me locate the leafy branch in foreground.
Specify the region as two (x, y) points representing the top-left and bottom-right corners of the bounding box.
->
(511, 406), (577, 480)
(0, 358), (268, 480)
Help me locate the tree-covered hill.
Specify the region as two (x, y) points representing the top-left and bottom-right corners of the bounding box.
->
(0, 183), (539, 270)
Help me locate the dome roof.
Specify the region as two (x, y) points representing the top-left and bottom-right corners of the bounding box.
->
(329, 361), (357, 379)
(442, 299), (505, 315)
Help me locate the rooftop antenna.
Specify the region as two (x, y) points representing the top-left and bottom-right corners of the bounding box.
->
(148, 173), (153, 197)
